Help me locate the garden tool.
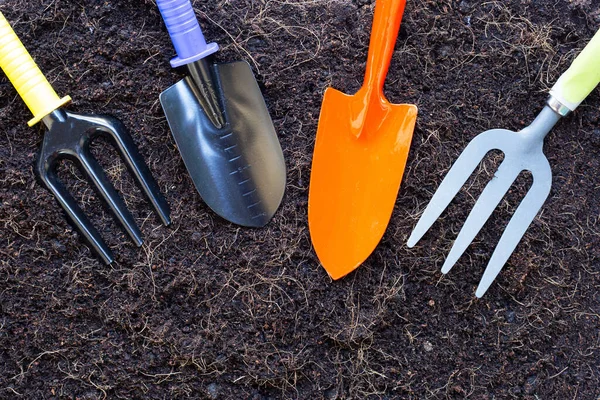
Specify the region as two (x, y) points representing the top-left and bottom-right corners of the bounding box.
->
(0, 13), (171, 264)
(408, 29), (600, 297)
(157, 0), (286, 227)
(308, 0), (418, 279)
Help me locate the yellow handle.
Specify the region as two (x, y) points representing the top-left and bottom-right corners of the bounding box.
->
(0, 12), (70, 126)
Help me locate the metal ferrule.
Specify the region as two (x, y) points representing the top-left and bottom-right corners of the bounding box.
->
(41, 108), (68, 130)
(546, 95), (571, 117)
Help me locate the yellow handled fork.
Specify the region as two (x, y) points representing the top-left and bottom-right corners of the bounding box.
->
(0, 13), (171, 263)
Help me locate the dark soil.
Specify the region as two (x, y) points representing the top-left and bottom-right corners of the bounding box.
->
(1, 0), (600, 398)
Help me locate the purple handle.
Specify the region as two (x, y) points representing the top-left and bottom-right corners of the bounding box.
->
(156, 0), (219, 68)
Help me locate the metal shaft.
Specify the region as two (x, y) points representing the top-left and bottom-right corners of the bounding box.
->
(520, 102), (562, 146)
(186, 59), (225, 129)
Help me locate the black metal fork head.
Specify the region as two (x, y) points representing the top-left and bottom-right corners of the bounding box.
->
(37, 109), (171, 264)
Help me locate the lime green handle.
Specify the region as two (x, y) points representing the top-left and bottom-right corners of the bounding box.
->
(550, 29), (600, 111)
(0, 12), (71, 126)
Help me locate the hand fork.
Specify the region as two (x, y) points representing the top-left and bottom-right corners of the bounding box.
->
(408, 29), (600, 297)
(0, 13), (171, 264)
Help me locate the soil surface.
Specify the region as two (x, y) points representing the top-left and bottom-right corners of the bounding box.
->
(1, 0), (600, 399)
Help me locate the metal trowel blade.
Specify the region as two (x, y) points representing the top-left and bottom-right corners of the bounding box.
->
(160, 61), (286, 227)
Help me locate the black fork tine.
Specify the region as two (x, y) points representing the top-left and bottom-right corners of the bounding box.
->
(37, 109), (171, 264)
(92, 116), (172, 227)
(37, 161), (114, 264)
(78, 149), (144, 246)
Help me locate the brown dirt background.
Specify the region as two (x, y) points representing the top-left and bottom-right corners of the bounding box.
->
(1, 0), (600, 398)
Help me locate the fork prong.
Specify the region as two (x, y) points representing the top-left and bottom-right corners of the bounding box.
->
(100, 118), (172, 227)
(441, 160), (521, 274)
(79, 150), (144, 247)
(39, 168), (114, 264)
(475, 164), (552, 297)
(407, 132), (499, 248)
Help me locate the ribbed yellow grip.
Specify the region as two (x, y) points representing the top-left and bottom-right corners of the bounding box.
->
(0, 13), (70, 126)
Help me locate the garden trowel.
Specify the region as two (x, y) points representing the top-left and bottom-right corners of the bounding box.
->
(308, 0), (418, 279)
(157, 0), (286, 227)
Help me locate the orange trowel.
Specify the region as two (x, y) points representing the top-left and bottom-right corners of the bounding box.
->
(308, 0), (418, 279)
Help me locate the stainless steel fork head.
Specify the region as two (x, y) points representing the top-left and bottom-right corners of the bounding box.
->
(408, 101), (564, 297)
(37, 109), (171, 264)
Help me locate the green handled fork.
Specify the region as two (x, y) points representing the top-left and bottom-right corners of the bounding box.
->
(408, 29), (600, 297)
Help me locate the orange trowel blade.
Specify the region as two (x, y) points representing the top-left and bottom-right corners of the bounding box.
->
(308, 0), (417, 279)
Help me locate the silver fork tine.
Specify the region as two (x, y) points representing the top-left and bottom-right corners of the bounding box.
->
(441, 159), (521, 274)
(475, 162), (552, 297)
(407, 131), (501, 247)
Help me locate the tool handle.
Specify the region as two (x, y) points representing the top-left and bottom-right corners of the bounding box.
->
(156, 0), (219, 68)
(550, 29), (600, 111)
(363, 0), (407, 95)
(0, 13), (71, 126)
